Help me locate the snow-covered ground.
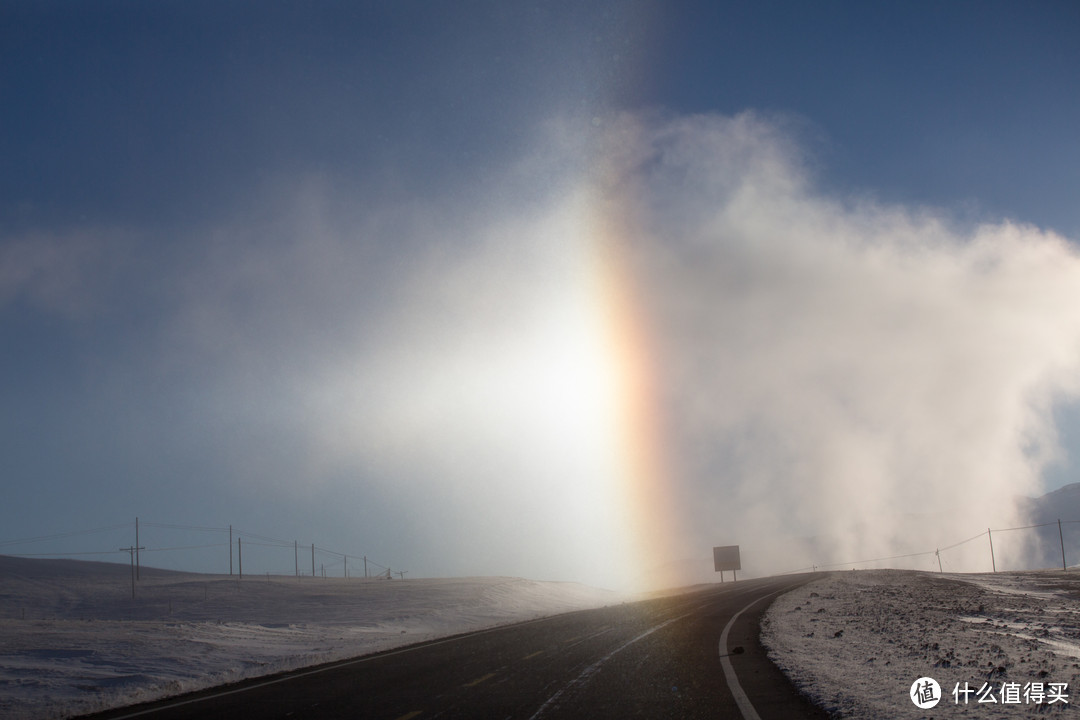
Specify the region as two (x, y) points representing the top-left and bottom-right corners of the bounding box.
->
(0, 556), (617, 720)
(762, 569), (1080, 717)
(11, 557), (1080, 720)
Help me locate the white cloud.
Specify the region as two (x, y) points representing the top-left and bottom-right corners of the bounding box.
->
(595, 112), (1080, 577)
(26, 111), (1080, 589)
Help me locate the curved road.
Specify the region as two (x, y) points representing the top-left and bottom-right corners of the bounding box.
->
(81, 573), (828, 720)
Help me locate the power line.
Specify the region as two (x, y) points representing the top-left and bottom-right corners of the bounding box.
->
(141, 543), (229, 553)
(141, 522), (229, 533)
(939, 531), (988, 553)
(817, 548), (935, 571)
(231, 529), (294, 547)
(0, 523), (131, 547)
(993, 521), (1058, 533)
(5, 550), (127, 557)
(3, 527), (394, 580)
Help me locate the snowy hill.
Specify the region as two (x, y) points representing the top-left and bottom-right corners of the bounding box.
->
(0, 557), (617, 720)
(763, 569), (1080, 717)
(8, 554), (1080, 719)
(1016, 482), (1080, 569)
(1021, 482), (1080, 524)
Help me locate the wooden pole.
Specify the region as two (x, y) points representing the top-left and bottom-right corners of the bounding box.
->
(1060, 519), (1067, 571)
(988, 528), (996, 572)
(119, 546), (142, 598)
(238, 537), (243, 579)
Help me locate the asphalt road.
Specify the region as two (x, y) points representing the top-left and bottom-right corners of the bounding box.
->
(81, 573), (829, 720)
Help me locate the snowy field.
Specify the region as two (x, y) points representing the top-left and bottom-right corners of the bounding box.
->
(763, 569), (1080, 717)
(10, 557), (1080, 720)
(0, 556), (617, 720)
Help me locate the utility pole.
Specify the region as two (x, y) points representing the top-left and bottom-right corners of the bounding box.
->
(988, 528), (996, 572)
(135, 517), (140, 581)
(311, 544), (315, 578)
(1060, 519), (1067, 571)
(295, 541), (299, 578)
(229, 525), (233, 576)
(119, 545), (144, 599)
(936, 549), (942, 573)
(396, 570), (407, 580)
(364, 556), (368, 578)
(344, 555), (347, 579)
(238, 537), (243, 579)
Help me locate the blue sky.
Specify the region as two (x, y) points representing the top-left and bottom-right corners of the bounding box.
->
(3, 1), (1080, 588)
(6, 2), (1078, 235)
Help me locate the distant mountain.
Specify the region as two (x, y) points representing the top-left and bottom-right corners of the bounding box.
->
(1014, 482), (1080, 570)
(1020, 482), (1080, 525)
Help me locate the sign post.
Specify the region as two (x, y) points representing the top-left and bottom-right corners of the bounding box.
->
(713, 545), (741, 582)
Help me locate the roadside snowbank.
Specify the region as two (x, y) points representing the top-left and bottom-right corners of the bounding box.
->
(762, 570), (1080, 717)
(0, 557), (616, 720)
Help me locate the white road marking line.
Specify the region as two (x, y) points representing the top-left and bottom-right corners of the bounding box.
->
(718, 588), (787, 720)
(562, 625), (613, 650)
(528, 608), (699, 719)
(100, 582), (797, 720)
(462, 672), (496, 688)
(97, 615), (557, 719)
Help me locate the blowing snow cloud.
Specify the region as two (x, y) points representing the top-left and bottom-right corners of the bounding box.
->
(5, 110), (1079, 590)
(591, 112), (1080, 578)
(136, 110), (1080, 587)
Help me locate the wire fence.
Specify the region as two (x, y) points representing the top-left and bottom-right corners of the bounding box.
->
(0, 518), (400, 580)
(8, 516), (1078, 583)
(785, 518), (1080, 575)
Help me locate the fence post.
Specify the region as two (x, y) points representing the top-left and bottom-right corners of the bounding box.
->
(988, 528), (996, 572)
